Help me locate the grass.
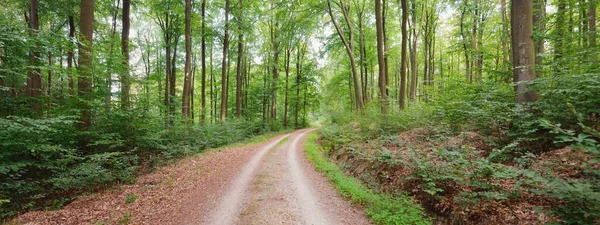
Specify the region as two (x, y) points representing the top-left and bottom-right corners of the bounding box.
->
(124, 194), (138, 204)
(303, 130), (431, 225)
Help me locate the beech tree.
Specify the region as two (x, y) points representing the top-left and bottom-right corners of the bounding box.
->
(511, 0), (538, 103)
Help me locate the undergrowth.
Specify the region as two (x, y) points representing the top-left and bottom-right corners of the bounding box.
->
(304, 131), (430, 225)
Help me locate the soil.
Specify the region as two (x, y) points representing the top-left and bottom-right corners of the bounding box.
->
(12, 129), (370, 225)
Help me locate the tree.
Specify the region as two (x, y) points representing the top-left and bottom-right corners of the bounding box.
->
(182, 0), (192, 119)
(375, 0), (387, 113)
(201, 0), (207, 123)
(399, 0), (408, 110)
(78, 0), (94, 131)
(235, 0), (245, 118)
(220, 0), (230, 121)
(27, 0), (42, 113)
(121, 0), (131, 109)
(327, 0), (364, 112)
(511, 0), (538, 103)
(590, 0), (597, 46)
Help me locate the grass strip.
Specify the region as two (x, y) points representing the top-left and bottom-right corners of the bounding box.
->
(303, 130), (431, 225)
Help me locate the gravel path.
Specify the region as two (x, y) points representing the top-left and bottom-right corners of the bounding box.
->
(13, 130), (371, 225)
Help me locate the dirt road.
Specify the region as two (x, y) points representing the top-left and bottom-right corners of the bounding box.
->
(15, 130), (370, 225)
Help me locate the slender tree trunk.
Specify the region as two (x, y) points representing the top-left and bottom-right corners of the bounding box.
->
(47, 54), (52, 98)
(283, 48), (290, 128)
(295, 45), (304, 128)
(327, 0), (364, 112)
(236, 35), (244, 118)
(220, 0), (230, 121)
(409, 2), (418, 102)
(400, 0), (408, 109)
(182, 0), (192, 119)
(533, 0), (546, 76)
(375, 0), (388, 114)
(106, 0), (119, 111)
(201, 0), (207, 123)
(382, 0), (390, 98)
(590, 0), (597, 46)
(121, 0), (131, 109)
(358, 8), (367, 105)
(78, 0), (94, 131)
(236, 1), (244, 118)
(209, 40), (215, 122)
(27, 0), (42, 113)
(501, 0), (509, 70)
(512, 0), (538, 103)
(68, 16), (75, 96)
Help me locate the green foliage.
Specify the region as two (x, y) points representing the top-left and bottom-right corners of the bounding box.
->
(0, 113), (274, 221)
(304, 131), (430, 225)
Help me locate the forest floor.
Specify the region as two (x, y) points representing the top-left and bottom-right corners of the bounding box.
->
(10, 129), (370, 225)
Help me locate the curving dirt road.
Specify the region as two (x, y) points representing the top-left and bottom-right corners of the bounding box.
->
(14, 129), (370, 225)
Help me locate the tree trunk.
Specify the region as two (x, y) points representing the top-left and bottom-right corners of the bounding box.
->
(27, 0), (42, 113)
(68, 16), (75, 96)
(399, 0), (408, 109)
(201, 0), (207, 123)
(236, 1), (244, 118)
(182, 0), (192, 119)
(533, 0), (546, 76)
(295, 45), (304, 128)
(327, 0), (364, 112)
(375, 0), (387, 114)
(511, 0), (538, 103)
(283, 48), (290, 128)
(501, 0), (509, 70)
(590, 0), (597, 46)
(78, 0), (94, 131)
(121, 0), (131, 109)
(220, 0), (230, 121)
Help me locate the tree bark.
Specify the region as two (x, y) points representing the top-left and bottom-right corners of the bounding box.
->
(590, 0), (597, 46)
(400, 0), (408, 109)
(182, 0), (192, 119)
(78, 0), (94, 131)
(533, 0), (546, 76)
(27, 0), (42, 113)
(501, 0), (509, 70)
(327, 0), (364, 112)
(283, 48), (290, 128)
(68, 16), (75, 96)
(375, 0), (387, 114)
(236, 0), (244, 118)
(511, 0), (538, 103)
(121, 0), (131, 109)
(220, 0), (230, 121)
(201, 0), (207, 123)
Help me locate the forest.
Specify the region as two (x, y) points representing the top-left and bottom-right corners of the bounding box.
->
(0, 0), (599, 224)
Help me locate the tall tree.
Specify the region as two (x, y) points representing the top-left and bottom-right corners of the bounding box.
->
(327, 0), (364, 112)
(375, 0), (387, 113)
(182, 0), (192, 119)
(121, 0), (131, 109)
(590, 0), (597, 46)
(27, 0), (42, 113)
(399, 0), (408, 109)
(283, 48), (290, 128)
(511, 0), (538, 103)
(201, 0), (207, 123)
(67, 16), (75, 96)
(235, 0), (245, 118)
(220, 0), (231, 121)
(78, 0), (94, 131)
(533, 0), (546, 76)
